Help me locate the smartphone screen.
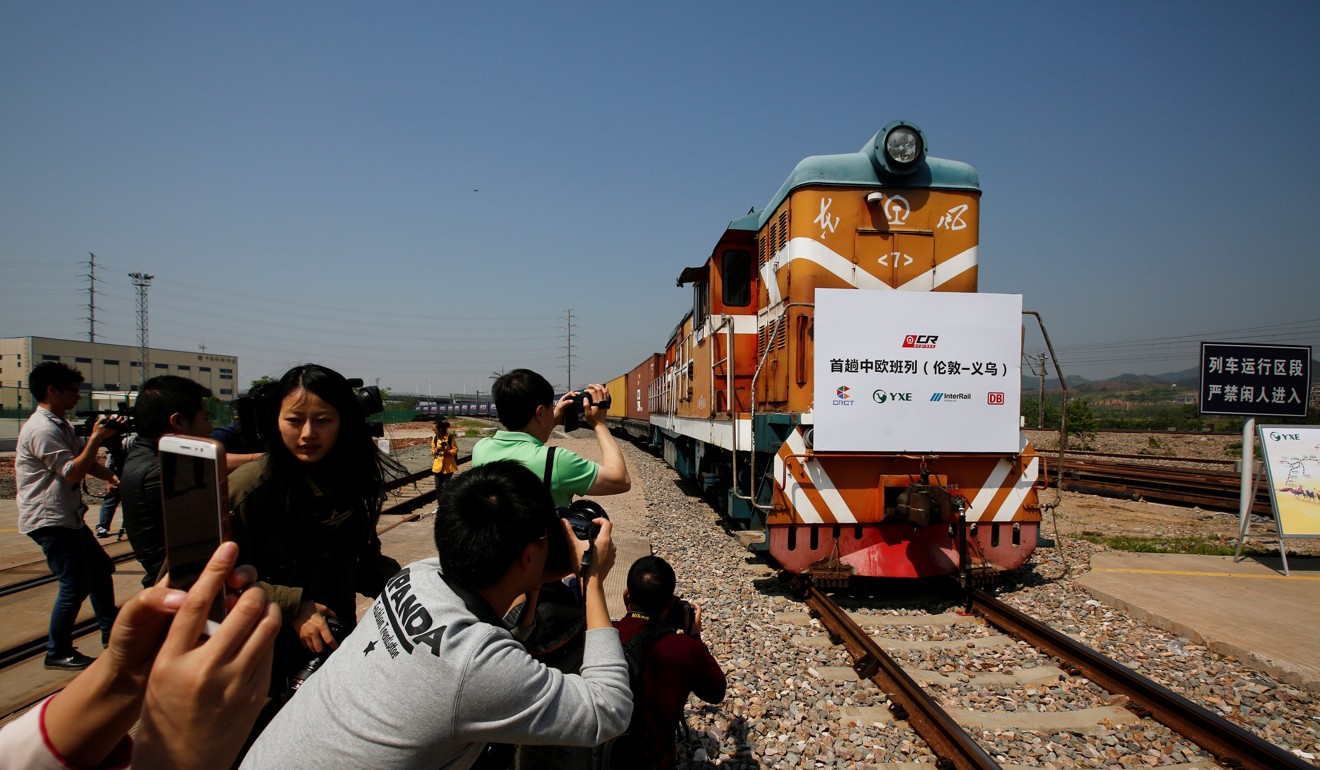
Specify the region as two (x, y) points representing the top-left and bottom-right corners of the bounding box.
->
(159, 436), (229, 624)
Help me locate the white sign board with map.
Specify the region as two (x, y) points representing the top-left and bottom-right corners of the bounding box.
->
(1257, 425), (1320, 538)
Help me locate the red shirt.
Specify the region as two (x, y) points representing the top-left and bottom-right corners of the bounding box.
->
(613, 614), (727, 770)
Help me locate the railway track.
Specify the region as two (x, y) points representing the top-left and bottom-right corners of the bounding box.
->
(784, 575), (1310, 770)
(1039, 452), (1272, 516)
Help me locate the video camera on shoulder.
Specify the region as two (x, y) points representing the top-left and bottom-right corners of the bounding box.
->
(561, 389), (611, 432)
(234, 377), (387, 449)
(74, 407), (134, 438)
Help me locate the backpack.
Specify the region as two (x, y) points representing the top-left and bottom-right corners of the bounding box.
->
(597, 621), (673, 770)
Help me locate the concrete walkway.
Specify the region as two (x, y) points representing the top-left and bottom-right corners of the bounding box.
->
(1078, 550), (1320, 691)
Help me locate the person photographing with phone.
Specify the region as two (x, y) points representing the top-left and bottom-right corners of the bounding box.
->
(0, 542), (281, 770)
(121, 375), (253, 590)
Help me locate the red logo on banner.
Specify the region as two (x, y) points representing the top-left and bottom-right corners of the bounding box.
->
(902, 334), (939, 348)
(987, 392), (1005, 405)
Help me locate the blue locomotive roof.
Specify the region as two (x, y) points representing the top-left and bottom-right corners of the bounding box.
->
(752, 127), (980, 230)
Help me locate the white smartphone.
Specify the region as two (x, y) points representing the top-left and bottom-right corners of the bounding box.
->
(158, 435), (230, 634)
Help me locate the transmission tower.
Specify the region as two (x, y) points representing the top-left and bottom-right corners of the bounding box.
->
(129, 272), (154, 387)
(84, 253), (102, 342)
(565, 309), (575, 388)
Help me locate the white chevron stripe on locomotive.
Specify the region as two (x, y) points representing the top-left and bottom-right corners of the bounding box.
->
(775, 428), (859, 525)
(965, 435), (1040, 522)
(759, 237), (979, 305)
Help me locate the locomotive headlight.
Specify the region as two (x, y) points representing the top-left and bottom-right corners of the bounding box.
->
(868, 121), (926, 176)
(885, 126), (922, 165)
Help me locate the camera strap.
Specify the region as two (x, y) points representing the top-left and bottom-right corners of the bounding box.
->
(542, 447), (556, 487)
(543, 446), (595, 588)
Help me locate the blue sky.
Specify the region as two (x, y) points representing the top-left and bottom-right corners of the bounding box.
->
(3, 2), (1317, 395)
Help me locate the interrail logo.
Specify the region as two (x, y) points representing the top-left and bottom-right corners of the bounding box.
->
(902, 334), (939, 349)
(833, 385), (853, 406)
(930, 393), (971, 402)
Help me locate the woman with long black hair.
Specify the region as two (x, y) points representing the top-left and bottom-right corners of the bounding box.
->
(228, 364), (405, 678)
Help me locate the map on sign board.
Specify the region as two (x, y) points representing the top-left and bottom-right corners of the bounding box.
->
(1257, 425), (1320, 538)
(812, 290), (1022, 453)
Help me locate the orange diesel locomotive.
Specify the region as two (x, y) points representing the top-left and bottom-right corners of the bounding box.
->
(607, 121), (1042, 582)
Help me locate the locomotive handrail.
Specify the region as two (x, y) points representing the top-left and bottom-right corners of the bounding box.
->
(1023, 310), (1067, 509)
(708, 314), (735, 413)
(731, 309), (791, 512)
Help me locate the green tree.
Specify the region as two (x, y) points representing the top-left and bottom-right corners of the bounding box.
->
(1063, 398), (1098, 449)
(1021, 396), (1060, 429)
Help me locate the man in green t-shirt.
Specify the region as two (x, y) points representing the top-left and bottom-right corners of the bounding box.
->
(473, 369), (631, 507)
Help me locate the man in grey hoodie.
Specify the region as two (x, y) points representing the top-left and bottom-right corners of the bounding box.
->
(239, 460), (631, 769)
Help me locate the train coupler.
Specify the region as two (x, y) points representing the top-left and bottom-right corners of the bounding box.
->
(808, 557), (854, 589)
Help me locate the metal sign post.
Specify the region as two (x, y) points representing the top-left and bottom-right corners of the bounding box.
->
(1202, 342), (1311, 574)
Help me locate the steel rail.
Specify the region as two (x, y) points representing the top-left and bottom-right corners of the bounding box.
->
(0, 552), (138, 599)
(784, 574), (1002, 770)
(1046, 458), (1273, 515)
(967, 588), (1313, 770)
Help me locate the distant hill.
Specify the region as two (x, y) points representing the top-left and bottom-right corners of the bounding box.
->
(1023, 359), (1319, 392)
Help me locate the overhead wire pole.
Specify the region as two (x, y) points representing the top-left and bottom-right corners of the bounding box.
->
(84, 252), (102, 343)
(565, 309), (575, 389)
(129, 272), (154, 388)
(1035, 353), (1047, 427)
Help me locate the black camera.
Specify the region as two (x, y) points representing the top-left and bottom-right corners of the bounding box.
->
(547, 499), (609, 574)
(75, 409), (134, 438)
(287, 615), (349, 696)
(561, 390), (612, 432)
(562, 498), (608, 541)
(665, 599), (697, 635)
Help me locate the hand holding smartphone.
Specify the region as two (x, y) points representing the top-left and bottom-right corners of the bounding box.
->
(158, 436), (230, 635)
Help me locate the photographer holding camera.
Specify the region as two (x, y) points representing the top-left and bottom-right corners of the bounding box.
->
(238, 461), (632, 770)
(473, 369), (630, 508)
(611, 556), (727, 770)
(16, 362), (125, 670)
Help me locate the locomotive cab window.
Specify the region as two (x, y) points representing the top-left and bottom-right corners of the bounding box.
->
(721, 249), (751, 307)
(693, 278), (710, 325)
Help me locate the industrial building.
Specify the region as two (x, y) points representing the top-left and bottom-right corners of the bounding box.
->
(0, 336), (238, 412)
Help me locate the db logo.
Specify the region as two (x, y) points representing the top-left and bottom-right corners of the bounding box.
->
(987, 392), (1005, 405)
